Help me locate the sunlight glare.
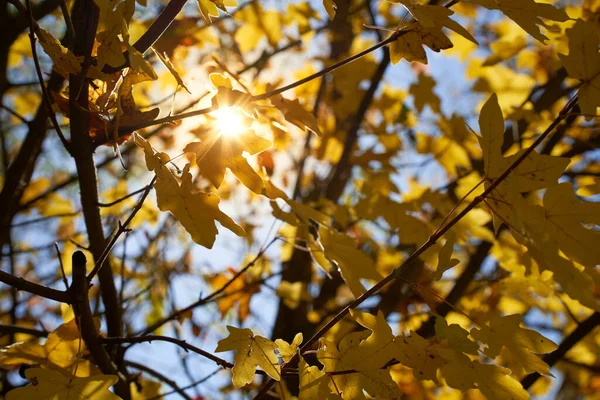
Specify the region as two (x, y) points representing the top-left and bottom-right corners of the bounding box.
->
(213, 108), (247, 137)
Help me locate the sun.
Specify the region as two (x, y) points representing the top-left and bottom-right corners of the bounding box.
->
(212, 107), (248, 137)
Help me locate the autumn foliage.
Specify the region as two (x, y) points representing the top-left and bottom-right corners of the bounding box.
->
(1, 0), (600, 398)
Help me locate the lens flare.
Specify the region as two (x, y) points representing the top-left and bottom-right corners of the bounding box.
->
(212, 108), (247, 137)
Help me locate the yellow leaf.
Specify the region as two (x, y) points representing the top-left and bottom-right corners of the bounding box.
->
(397, 1), (478, 44)
(135, 134), (245, 249)
(6, 368), (119, 400)
(528, 243), (599, 310)
(299, 355), (328, 400)
(127, 46), (157, 80)
(270, 95), (322, 136)
(209, 72), (233, 89)
(234, 4), (282, 52)
(470, 314), (558, 376)
(346, 310), (445, 381)
(153, 49), (191, 93)
(440, 351), (529, 399)
(36, 29), (83, 78)
(432, 233), (460, 281)
(319, 227), (382, 298)
(215, 326), (280, 387)
(184, 120), (271, 194)
(207, 267), (258, 321)
(530, 182), (600, 268)
(131, 379), (162, 400)
(477, 93), (504, 178)
(465, 0), (568, 43)
(198, 0), (236, 23)
(323, 0), (336, 20)
(318, 329), (402, 399)
(559, 19), (600, 118)
(435, 317), (479, 355)
(275, 332), (303, 363)
(409, 73), (440, 113)
(275, 281), (305, 310)
(498, 150), (570, 192)
(0, 320), (89, 377)
(390, 22), (453, 65)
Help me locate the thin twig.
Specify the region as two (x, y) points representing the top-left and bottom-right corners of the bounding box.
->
(136, 237), (279, 336)
(104, 335), (233, 369)
(126, 361), (193, 400)
(98, 186), (150, 207)
(87, 177), (156, 283)
(54, 243), (69, 291)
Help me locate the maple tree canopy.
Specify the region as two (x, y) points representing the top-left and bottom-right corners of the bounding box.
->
(1, 0), (600, 399)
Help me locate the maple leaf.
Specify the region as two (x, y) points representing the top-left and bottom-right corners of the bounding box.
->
(476, 93), (569, 232)
(270, 94), (322, 136)
(396, 1), (478, 44)
(36, 29), (83, 78)
(465, 0), (568, 43)
(435, 317), (479, 355)
(6, 368), (119, 400)
(478, 93), (505, 178)
(153, 49), (191, 94)
(318, 330), (402, 399)
(559, 19), (600, 119)
(440, 350), (529, 399)
(215, 326), (280, 387)
(528, 242), (599, 311)
(115, 72), (159, 132)
(207, 267), (259, 321)
(527, 182), (600, 268)
(409, 74), (440, 113)
(299, 355), (329, 400)
(93, 0), (135, 70)
(275, 332), (303, 363)
(390, 1), (478, 65)
(135, 134), (245, 249)
(390, 22), (453, 65)
(0, 319), (91, 377)
(470, 314), (558, 376)
(345, 310), (445, 381)
(183, 117), (272, 194)
(432, 233), (460, 281)
(317, 227), (383, 298)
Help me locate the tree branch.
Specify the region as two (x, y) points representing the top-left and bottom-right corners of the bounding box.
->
(0, 269), (69, 303)
(0, 324), (48, 337)
(70, 251), (129, 396)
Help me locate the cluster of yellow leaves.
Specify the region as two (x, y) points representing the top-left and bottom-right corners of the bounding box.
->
(464, 0), (569, 43)
(475, 93), (599, 310)
(0, 318), (127, 399)
(215, 310), (558, 398)
(387, 0), (569, 65)
(215, 326), (281, 387)
(135, 134), (246, 249)
(0, 320), (90, 376)
(7, 368), (120, 400)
